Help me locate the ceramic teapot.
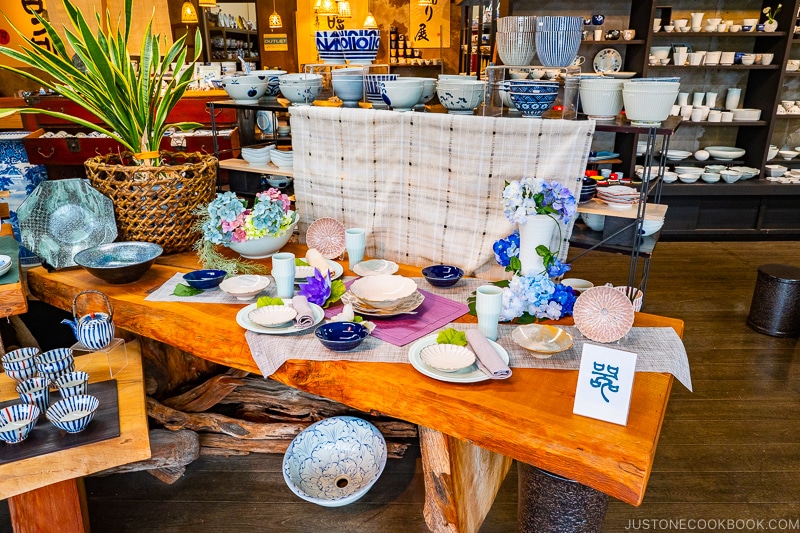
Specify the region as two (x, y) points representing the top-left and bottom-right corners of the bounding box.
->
(61, 290), (115, 350)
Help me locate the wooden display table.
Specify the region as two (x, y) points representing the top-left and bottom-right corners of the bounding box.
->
(0, 342), (150, 533)
(26, 245), (683, 532)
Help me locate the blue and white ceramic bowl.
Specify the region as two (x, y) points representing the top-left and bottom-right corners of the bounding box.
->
(250, 70), (287, 99)
(315, 322), (369, 352)
(381, 79), (424, 112)
(507, 80), (560, 94)
(46, 394), (99, 433)
(536, 15), (584, 32)
(283, 416), (387, 507)
(1, 346), (39, 372)
(15, 376), (50, 417)
(340, 29), (380, 63)
(535, 30), (582, 67)
(436, 80), (486, 114)
(365, 74), (398, 102)
(332, 76), (365, 106)
(315, 31), (345, 64)
(54, 371), (90, 399)
(0, 403), (39, 443)
(279, 74), (323, 105)
(422, 265), (464, 287)
(217, 75), (270, 103)
(509, 91), (559, 118)
(183, 269), (227, 290)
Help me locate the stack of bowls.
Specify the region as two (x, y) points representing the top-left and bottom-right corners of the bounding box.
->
(241, 145), (274, 166)
(506, 79), (559, 118)
(622, 79), (681, 127)
(279, 73), (323, 105)
(436, 77), (486, 115)
(332, 68), (366, 107)
(381, 79), (424, 112)
(270, 149), (294, 169)
(579, 78), (625, 120)
(315, 31), (344, 64)
(250, 70), (287, 100)
(35, 348), (75, 384)
(339, 29), (381, 64)
(403, 77), (437, 106)
(1, 347), (39, 383)
(535, 16), (583, 67)
(496, 16), (537, 66)
(580, 177), (597, 202)
(218, 74), (269, 103)
(365, 73), (398, 104)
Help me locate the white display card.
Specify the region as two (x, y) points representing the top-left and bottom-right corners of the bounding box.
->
(573, 343), (637, 426)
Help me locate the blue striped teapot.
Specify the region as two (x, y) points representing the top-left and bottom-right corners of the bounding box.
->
(61, 290), (115, 350)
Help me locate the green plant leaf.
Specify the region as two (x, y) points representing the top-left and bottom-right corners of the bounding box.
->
(256, 296), (285, 307)
(295, 259), (309, 266)
(323, 279), (346, 308)
(353, 316), (364, 323)
(436, 328), (468, 346)
(173, 283), (202, 297)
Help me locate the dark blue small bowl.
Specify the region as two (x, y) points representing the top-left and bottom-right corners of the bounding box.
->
(315, 322), (369, 352)
(422, 265), (464, 287)
(183, 269), (227, 290)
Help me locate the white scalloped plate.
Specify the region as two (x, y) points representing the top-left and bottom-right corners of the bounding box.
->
(408, 334), (509, 383)
(419, 344), (476, 372)
(236, 301), (324, 335)
(248, 305), (298, 328)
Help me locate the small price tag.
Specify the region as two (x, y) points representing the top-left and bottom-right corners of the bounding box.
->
(573, 343), (637, 426)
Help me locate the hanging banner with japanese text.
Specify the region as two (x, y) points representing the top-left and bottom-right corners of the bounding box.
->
(409, 0), (449, 49)
(0, 0), (52, 67)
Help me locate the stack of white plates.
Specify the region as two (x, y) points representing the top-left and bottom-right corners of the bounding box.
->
(343, 274), (424, 316)
(596, 185), (640, 210)
(270, 149), (294, 169)
(241, 144), (275, 165)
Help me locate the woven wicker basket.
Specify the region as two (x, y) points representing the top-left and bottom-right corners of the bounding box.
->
(85, 151), (217, 254)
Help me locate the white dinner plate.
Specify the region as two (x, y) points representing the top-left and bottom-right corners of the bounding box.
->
(593, 48), (623, 74)
(235, 301), (324, 335)
(294, 259), (343, 281)
(604, 71), (637, 79)
(407, 333), (510, 383)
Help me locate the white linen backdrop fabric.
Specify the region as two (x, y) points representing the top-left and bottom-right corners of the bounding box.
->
(290, 107), (595, 275)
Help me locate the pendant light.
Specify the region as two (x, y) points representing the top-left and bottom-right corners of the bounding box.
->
(362, 0), (377, 28)
(313, 0), (322, 12)
(317, 0), (339, 16)
(198, 0), (216, 8)
(418, 0), (434, 5)
(337, 0), (352, 19)
(269, 0), (282, 29)
(181, 0), (198, 24)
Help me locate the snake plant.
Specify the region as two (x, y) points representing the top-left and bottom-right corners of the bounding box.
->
(0, 0), (203, 164)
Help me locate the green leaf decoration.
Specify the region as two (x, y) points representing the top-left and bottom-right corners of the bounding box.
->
(295, 259), (309, 266)
(507, 256), (522, 274)
(323, 279), (346, 308)
(353, 316), (364, 323)
(256, 296), (284, 307)
(436, 328), (468, 346)
(173, 284), (202, 297)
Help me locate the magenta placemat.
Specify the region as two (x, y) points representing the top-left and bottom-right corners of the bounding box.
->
(324, 286), (470, 347)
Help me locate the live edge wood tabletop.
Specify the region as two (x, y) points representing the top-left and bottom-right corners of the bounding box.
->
(26, 243), (684, 511)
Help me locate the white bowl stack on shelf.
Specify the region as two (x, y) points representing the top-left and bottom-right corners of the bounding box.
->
(596, 185), (640, 210)
(496, 16), (537, 66)
(241, 144), (275, 166)
(622, 78), (681, 127)
(270, 149), (294, 169)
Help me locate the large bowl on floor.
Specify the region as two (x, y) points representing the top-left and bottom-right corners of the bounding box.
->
(283, 416), (387, 507)
(74, 242), (163, 284)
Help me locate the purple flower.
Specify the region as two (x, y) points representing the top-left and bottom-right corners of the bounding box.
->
(298, 268), (331, 305)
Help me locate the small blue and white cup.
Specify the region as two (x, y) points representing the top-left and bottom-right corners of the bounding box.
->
(55, 371), (90, 399)
(16, 376), (50, 417)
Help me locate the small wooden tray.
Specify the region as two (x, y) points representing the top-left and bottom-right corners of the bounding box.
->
(0, 380), (120, 464)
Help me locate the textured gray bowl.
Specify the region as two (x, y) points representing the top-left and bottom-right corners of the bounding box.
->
(74, 242), (162, 284)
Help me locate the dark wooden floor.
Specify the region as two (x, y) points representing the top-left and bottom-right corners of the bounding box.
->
(2, 241), (799, 532)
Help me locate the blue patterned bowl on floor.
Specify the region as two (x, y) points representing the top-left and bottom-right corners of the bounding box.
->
(509, 91), (559, 118)
(283, 416), (387, 507)
(46, 394), (99, 433)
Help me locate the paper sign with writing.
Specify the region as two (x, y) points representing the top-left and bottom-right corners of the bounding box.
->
(409, 0), (450, 49)
(573, 343), (637, 426)
(264, 34), (289, 52)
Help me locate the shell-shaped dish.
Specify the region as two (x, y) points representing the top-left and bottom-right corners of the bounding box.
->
(419, 344), (476, 372)
(219, 275), (271, 300)
(511, 324), (573, 358)
(248, 305), (298, 328)
(295, 265), (317, 279)
(349, 275), (418, 308)
(572, 286), (635, 343)
(306, 217), (346, 259)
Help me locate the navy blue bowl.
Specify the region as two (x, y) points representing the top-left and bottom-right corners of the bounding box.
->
(183, 269), (227, 290)
(422, 265), (464, 287)
(315, 322), (369, 352)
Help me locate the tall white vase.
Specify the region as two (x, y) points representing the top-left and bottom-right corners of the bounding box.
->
(518, 214), (557, 276)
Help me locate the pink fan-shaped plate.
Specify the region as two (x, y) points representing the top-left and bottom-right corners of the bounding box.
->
(306, 217), (346, 259)
(572, 286), (635, 343)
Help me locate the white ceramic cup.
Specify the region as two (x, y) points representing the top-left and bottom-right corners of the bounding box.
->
(705, 92), (718, 107)
(761, 53), (774, 65)
(708, 110), (722, 122)
(671, 104), (681, 116)
(680, 104), (694, 119)
(677, 92), (689, 106)
(721, 111), (734, 122)
(688, 53), (702, 66)
(673, 52), (688, 66)
(476, 285), (504, 341)
(720, 51), (735, 65)
(692, 92), (705, 106)
(271, 252), (296, 299)
(704, 51), (721, 66)
(593, 29), (603, 41)
(345, 228), (366, 270)
(691, 108), (704, 122)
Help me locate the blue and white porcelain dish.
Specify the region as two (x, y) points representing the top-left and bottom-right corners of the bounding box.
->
(283, 416), (387, 507)
(0, 403), (40, 444)
(46, 394), (99, 433)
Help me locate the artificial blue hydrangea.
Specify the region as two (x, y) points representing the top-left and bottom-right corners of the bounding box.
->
(502, 177), (577, 225)
(492, 231), (520, 267)
(249, 198), (288, 235)
(497, 273), (577, 321)
(546, 258), (571, 278)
